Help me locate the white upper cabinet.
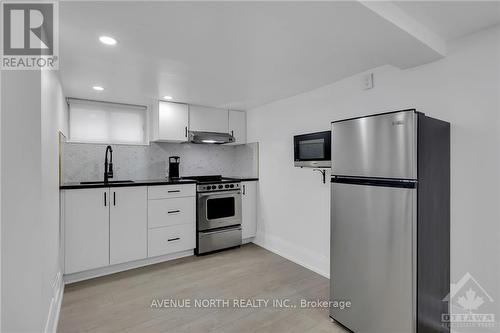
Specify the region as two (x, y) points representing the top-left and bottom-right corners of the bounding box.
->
(228, 110), (247, 145)
(189, 105), (228, 133)
(151, 101), (189, 142)
(109, 187), (148, 265)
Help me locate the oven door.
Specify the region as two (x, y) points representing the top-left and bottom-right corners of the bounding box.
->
(197, 190), (242, 231)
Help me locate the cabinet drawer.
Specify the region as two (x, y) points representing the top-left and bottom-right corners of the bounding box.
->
(148, 224), (195, 257)
(148, 184), (195, 199)
(148, 197), (195, 228)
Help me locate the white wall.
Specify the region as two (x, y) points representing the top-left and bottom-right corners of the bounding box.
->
(248, 26), (499, 319)
(1, 69), (67, 332)
(41, 70), (67, 332)
(0, 67), (2, 331)
(0, 62), (3, 332)
(1, 71), (45, 332)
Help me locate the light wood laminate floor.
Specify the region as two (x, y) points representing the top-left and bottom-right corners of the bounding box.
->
(58, 244), (348, 333)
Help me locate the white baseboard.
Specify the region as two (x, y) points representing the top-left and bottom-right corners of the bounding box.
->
(44, 270), (64, 333)
(242, 237), (255, 244)
(64, 250), (194, 284)
(253, 232), (329, 278)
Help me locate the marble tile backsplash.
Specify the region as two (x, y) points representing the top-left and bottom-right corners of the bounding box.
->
(62, 141), (259, 183)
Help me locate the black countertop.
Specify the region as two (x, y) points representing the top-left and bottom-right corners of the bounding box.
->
(234, 178), (259, 182)
(60, 177), (258, 190)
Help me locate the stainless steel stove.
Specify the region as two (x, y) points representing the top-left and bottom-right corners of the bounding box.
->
(186, 176), (242, 255)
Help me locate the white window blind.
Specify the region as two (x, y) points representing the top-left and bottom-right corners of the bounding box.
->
(68, 99), (147, 145)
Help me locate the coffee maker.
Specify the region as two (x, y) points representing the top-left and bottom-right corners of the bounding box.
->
(168, 156), (180, 179)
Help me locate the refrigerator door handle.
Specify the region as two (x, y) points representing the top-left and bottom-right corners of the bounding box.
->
(331, 176), (417, 188)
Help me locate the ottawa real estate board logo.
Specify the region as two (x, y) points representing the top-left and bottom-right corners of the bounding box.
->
(442, 272), (496, 331)
(1, 1), (58, 69)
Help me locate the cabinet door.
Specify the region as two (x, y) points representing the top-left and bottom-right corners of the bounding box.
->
(228, 110), (247, 145)
(241, 181), (257, 239)
(64, 188), (109, 274)
(110, 187), (148, 265)
(189, 105), (228, 133)
(157, 101), (189, 142)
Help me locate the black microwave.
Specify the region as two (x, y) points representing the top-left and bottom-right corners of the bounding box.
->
(294, 131), (331, 168)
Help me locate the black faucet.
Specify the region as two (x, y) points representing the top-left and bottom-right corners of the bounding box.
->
(104, 145), (114, 183)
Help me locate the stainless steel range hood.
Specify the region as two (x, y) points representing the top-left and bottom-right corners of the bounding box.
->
(188, 131), (235, 144)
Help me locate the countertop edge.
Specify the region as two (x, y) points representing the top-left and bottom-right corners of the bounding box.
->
(238, 178), (259, 182)
(60, 178), (259, 190)
(60, 180), (198, 190)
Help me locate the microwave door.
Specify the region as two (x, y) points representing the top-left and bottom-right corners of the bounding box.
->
(294, 131), (331, 168)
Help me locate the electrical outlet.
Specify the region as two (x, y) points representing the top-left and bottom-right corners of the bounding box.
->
(363, 73), (374, 90)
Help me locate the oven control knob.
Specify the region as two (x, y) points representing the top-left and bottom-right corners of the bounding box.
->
(210, 185), (215, 190)
(230, 184), (234, 188)
(218, 185), (223, 189)
(225, 184), (229, 188)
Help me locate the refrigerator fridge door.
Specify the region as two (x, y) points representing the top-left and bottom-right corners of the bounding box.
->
(331, 110), (417, 180)
(330, 180), (416, 333)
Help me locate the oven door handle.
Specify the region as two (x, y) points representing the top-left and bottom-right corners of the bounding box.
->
(198, 190), (241, 197)
(200, 226), (242, 235)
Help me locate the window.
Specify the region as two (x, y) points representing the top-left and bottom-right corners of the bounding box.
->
(68, 98), (147, 145)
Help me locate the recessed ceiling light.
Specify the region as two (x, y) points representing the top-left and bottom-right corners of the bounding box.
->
(99, 36), (117, 45)
(163, 95), (173, 100)
(93, 86), (104, 91)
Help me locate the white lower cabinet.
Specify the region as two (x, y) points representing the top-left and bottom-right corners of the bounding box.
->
(148, 197), (195, 228)
(64, 188), (110, 274)
(109, 187), (147, 265)
(147, 185), (196, 258)
(63, 184), (196, 276)
(241, 181), (257, 239)
(148, 184), (196, 200)
(148, 224), (196, 258)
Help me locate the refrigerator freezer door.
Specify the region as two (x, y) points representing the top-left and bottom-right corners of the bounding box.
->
(332, 110), (417, 179)
(330, 182), (416, 333)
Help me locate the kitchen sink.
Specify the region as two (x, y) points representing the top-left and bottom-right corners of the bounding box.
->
(80, 180), (135, 185)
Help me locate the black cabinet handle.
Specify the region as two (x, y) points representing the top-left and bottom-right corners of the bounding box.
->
(113, 192), (116, 206)
(243, 184), (246, 195)
(185, 126), (188, 138)
(168, 190), (180, 193)
(104, 192), (107, 206)
(168, 210), (180, 214)
(231, 130), (234, 137)
(167, 237), (180, 242)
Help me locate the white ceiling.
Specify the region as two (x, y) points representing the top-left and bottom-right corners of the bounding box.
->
(394, 1), (500, 41)
(59, 1), (499, 110)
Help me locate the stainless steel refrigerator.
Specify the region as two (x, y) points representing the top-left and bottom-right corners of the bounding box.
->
(330, 109), (450, 333)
